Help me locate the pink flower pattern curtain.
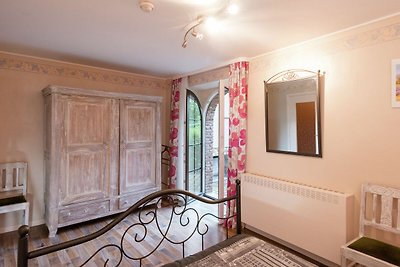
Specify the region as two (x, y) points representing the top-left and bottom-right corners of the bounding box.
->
(226, 61), (249, 228)
(168, 78), (182, 189)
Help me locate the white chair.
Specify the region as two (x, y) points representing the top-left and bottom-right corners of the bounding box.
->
(341, 183), (400, 267)
(0, 162), (29, 226)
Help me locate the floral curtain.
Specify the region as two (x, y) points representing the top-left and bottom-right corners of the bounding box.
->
(226, 61), (249, 228)
(168, 78), (182, 189)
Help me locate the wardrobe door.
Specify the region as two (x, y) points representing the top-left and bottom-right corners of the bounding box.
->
(119, 100), (160, 209)
(59, 95), (117, 206)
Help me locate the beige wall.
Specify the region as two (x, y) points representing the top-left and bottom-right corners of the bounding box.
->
(2, 13), (400, 241)
(0, 52), (171, 232)
(247, 14), (400, 236)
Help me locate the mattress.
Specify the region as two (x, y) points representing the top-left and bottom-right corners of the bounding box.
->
(162, 234), (318, 267)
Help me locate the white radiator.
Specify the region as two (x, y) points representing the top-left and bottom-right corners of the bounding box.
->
(241, 173), (354, 265)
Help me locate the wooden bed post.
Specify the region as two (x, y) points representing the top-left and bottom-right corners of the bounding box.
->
(17, 225), (29, 267)
(236, 179), (241, 235)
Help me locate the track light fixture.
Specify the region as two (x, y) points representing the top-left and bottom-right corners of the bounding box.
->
(181, 1), (239, 48)
(182, 16), (204, 48)
(191, 31), (203, 40)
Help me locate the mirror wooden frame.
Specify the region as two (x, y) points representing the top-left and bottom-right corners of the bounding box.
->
(264, 69), (323, 157)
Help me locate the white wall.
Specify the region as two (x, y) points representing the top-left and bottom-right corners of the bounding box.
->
(247, 14), (400, 236)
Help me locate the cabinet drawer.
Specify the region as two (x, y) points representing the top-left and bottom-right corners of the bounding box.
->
(119, 188), (159, 210)
(59, 201), (110, 224)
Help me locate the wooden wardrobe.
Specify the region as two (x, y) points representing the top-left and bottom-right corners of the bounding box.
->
(43, 86), (162, 237)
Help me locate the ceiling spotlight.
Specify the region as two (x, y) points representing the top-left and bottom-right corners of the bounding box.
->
(204, 17), (222, 34)
(226, 3), (239, 15)
(191, 31), (204, 40)
(139, 0), (155, 13)
(181, 2), (240, 48)
(182, 16), (205, 48)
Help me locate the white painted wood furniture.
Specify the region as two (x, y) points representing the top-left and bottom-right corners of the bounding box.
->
(0, 162), (29, 226)
(43, 86), (162, 237)
(341, 183), (400, 267)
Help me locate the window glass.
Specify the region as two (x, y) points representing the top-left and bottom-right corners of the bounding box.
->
(186, 91), (202, 194)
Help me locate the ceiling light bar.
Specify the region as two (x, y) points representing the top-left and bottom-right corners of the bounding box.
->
(182, 17), (205, 48)
(181, 1), (239, 48)
(226, 3), (239, 15)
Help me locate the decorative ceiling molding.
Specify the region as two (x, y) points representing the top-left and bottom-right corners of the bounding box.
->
(188, 66), (229, 87)
(343, 22), (400, 49)
(251, 20), (400, 73)
(0, 53), (168, 90)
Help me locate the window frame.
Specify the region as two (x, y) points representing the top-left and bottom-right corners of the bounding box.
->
(185, 90), (203, 194)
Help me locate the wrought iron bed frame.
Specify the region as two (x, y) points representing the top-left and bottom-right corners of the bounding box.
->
(17, 180), (241, 267)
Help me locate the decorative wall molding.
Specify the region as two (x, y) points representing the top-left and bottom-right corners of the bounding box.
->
(343, 22), (400, 49)
(0, 55), (168, 90)
(189, 66), (229, 87)
(251, 20), (400, 73)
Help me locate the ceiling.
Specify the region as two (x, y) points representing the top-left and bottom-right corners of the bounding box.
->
(1, 0), (399, 78)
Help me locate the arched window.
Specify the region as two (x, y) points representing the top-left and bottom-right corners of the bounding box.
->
(204, 90), (229, 199)
(186, 91), (202, 194)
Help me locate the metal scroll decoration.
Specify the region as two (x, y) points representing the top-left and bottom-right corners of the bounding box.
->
(281, 70), (299, 81)
(82, 195), (233, 267)
(18, 181), (241, 267)
(265, 69), (318, 85)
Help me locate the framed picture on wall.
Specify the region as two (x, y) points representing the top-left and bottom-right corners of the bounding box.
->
(392, 59), (400, 108)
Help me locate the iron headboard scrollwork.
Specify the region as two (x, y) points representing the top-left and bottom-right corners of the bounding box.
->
(17, 180), (241, 267)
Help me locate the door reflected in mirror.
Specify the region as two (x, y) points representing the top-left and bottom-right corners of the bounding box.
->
(265, 70), (323, 157)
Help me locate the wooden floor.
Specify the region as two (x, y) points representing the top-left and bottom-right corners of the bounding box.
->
(0, 200), (330, 267)
(0, 201), (230, 267)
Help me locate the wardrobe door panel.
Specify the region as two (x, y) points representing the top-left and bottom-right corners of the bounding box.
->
(126, 147), (153, 190)
(67, 102), (104, 144)
(126, 106), (153, 142)
(59, 96), (114, 205)
(65, 150), (105, 203)
(120, 100), (158, 196)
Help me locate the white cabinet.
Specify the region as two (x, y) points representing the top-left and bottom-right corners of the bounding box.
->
(43, 86), (161, 237)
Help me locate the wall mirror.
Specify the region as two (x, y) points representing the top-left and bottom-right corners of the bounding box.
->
(265, 69), (323, 157)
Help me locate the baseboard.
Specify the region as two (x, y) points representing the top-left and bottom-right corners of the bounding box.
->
(0, 219), (45, 234)
(244, 224), (339, 267)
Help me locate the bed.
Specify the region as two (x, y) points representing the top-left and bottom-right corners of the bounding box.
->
(17, 180), (317, 267)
